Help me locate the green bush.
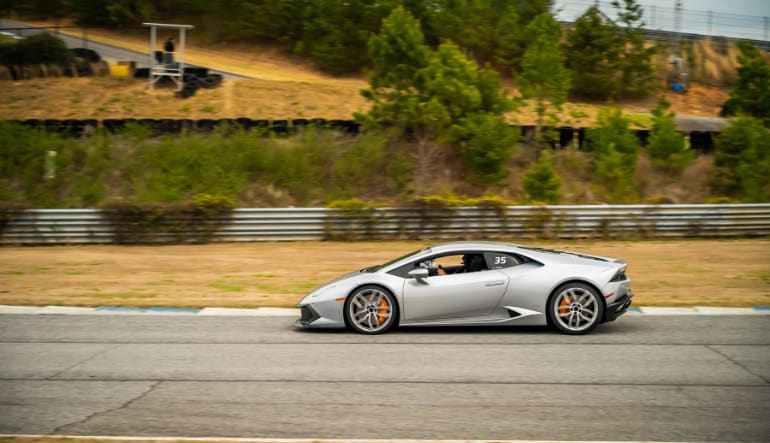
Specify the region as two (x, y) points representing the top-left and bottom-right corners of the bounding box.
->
(0, 33), (71, 67)
(647, 97), (693, 174)
(714, 117), (770, 202)
(729, 42), (770, 126)
(522, 154), (562, 204)
(586, 109), (640, 202)
(99, 195), (234, 244)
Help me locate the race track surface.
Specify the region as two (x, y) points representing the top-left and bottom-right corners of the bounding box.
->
(0, 314), (768, 442)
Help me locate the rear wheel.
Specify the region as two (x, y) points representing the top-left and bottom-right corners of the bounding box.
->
(547, 282), (604, 335)
(345, 285), (397, 334)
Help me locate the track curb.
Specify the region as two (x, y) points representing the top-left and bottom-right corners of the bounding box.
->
(0, 305), (769, 316)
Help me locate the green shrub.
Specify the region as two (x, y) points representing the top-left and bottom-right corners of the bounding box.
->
(586, 109), (640, 202)
(522, 154), (562, 204)
(0, 33), (71, 67)
(647, 97), (693, 174)
(729, 42), (770, 126)
(714, 117), (770, 201)
(99, 195), (234, 244)
(0, 201), (29, 241)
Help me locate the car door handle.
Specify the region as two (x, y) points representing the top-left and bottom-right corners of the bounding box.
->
(485, 280), (506, 287)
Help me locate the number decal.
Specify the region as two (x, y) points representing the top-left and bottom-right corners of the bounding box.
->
(494, 256), (507, 265)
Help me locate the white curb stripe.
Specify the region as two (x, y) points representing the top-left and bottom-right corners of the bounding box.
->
(0, 305), (42, 314)
(694, 306), (765, 315)
(37, 306), (99, 315)
(638, 307), (697, 315)
(198, 307), (300, 316)
(0, 305), (767, 317)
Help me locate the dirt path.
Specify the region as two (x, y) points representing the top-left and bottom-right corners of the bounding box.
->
(1, 239), (768, 308)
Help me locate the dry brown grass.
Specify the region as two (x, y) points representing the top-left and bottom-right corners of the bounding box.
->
(0, 240), (768, 308)
(0, 77), (368, 120)
(633, 152), (716, 204)
(0, 75), (666, 126)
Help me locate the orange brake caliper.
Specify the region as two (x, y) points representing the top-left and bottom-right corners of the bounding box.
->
(378, 298), (389, 324)
(559, 296), (570, 315)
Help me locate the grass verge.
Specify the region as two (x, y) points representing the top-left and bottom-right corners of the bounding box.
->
(0, 239), (768, 308)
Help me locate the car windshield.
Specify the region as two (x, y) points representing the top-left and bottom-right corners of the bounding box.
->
(364, 247), (430, 272)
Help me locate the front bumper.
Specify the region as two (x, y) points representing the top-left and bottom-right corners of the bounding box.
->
(604, 290), (634, 322)
(294, 304), (320, 328)
(294, 303), (347, 329)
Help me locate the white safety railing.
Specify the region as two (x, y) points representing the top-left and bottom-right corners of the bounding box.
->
(2, 204), (769, 245)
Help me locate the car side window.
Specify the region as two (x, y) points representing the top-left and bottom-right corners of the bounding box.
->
(415, 253), (489, 276)
(484, 252), (522, 269)
(388, 252), (497, 278)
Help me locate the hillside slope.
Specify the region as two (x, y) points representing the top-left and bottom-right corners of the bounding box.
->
(0, 20), (730, 125)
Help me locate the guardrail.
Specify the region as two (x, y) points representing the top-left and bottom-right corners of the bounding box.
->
(2, 204), (769, 245)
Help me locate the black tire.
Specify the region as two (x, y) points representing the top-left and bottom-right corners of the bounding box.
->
(344, 285), (398, 335)
(546, 282), (604, 335)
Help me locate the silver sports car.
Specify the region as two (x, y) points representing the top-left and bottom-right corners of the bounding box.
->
(295, 241), (633, 335)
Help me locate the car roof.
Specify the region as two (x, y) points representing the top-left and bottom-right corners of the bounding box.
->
(378, 241), (621, 273)
(420, 241), (620, 267)
(426, 241), (521, 253)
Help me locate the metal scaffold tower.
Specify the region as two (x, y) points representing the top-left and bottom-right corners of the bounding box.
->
(143, 22), (194, 92)
(669, 0), (689, 91)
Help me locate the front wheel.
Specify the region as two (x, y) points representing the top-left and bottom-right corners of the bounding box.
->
(547, 283), (604, 335)
(345, 285), (397, 334)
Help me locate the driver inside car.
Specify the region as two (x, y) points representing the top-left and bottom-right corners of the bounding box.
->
(421, 254), (485, 276)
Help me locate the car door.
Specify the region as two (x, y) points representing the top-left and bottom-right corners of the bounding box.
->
(402, 264), (509, 322)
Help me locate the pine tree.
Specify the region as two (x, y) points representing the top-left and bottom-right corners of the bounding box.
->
(647, 96), (692, 173)
(730, 42), (770, 126)
(360, 8), (517, 186)
(517, 12), (570, 142)
(564, 6), (622, 100)
(587, 109), (639, 202)
(360, 6), (432, 131)
(494, 5), (523, 73)
(612, 0), (656, 97)
(714, 117), (770, 200)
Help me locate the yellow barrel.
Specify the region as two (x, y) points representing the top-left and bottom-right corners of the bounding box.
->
(110, 64), (130, 77)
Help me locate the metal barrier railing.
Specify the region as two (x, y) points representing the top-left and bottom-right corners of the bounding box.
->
(2, 204), (769, 245)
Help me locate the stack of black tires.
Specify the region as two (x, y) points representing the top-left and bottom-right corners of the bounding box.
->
(133, 67), (223, 98)
(177, 72), (223, 99)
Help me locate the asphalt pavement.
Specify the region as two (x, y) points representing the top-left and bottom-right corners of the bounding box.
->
(0, 314), (768, 442)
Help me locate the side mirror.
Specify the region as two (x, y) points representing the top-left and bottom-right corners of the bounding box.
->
(408, 268), (429, 281)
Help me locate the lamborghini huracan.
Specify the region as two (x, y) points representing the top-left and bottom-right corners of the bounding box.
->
(295, 241), (633, 335)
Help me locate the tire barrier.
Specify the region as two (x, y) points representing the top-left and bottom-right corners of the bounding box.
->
(69, 48), (101, 63)
(0, 120), (724, 147)
(270, 119), (289, 134)
(134, 67), (150, 78)
(328, 119), (360, 134)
